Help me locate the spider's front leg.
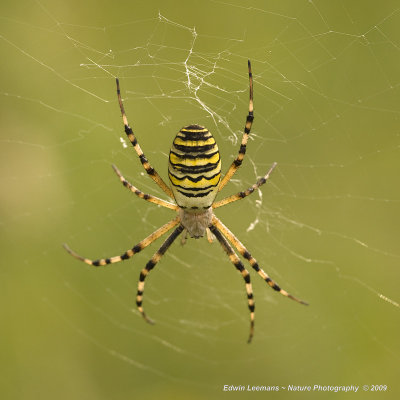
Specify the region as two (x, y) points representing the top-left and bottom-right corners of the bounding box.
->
(212, 216), (308, 306)
(63, 217), (180, 266)
(136, 225), (184, 323)
(208, 224), (255, 343)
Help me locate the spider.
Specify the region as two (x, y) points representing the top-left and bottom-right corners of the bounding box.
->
(63, 61), (308, 343)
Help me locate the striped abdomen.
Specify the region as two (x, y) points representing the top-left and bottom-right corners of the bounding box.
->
(168, 125), (221, 211)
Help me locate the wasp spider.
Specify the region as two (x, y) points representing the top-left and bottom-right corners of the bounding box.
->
(64, 61), (307, 342)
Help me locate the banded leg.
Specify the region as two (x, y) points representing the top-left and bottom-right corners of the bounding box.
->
(112, 164), (178, 210)
(116, 79), (174, 199)
(213, 162), (277, 209)
(218, 60), (254, 191)
(208, 224), (255, 343)
(63, 217), (180, 266)
(136, 224), (184, 323)
(212, 215), (308, 305)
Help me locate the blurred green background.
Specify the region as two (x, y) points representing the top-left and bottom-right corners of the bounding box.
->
(1, 0), (399, 399)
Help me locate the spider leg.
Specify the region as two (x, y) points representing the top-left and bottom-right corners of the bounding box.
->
(116, 79), (174, 199)
(218, 60), (254, 191)
(212, 216), (308, 305)
(112, 164), (178, 210)
(206, 227), (215, 243)
(136, 224), (184, 324)
(180, 229), (188, 245)
(63, 217), (180, 267)
(208, 224), (255, 343)
(213, 162), (277, 209)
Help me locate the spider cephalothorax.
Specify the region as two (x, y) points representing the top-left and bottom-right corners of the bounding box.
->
(178, 206), (213, 239)
(64, 61), (307, 343)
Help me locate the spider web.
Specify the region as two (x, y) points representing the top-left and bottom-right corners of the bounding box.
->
(1, 0), (400, 399)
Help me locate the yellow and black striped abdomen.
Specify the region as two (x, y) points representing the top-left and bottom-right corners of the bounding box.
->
(168, 125), (221, 210)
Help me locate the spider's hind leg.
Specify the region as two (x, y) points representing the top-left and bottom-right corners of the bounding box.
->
(116, 79), (174, 198)
(112, 164), (178, 210)
(218, 60), (254, 191)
